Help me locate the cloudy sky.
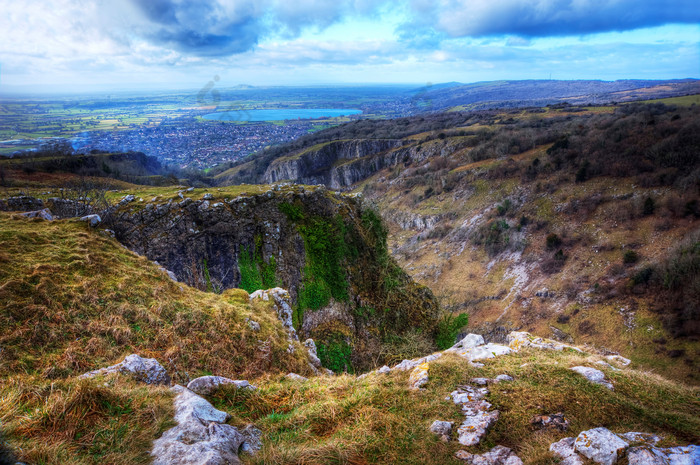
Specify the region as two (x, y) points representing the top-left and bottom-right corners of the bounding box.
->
(1, 0), (698, 93)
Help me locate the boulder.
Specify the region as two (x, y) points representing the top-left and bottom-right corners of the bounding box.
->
(20, 208), (53, 221)
(531, 413), (569, 431)
(239, 424), (263, 456)
(626, 445), (700, 465)
(429, 420), (453, 442)
(451, 385), (499, 446)
(80, 354), (170, 385)
(79, 214), (101, 227)
(605, 355), (631, 367)
(570, 366), (614, 390)
(250, 288), (298, 341)
(285, 373), (308, 382)
(303, 339), (323, 369)
(507, 331), (582, 352)
(151, 386), (243, 465)
(409, 363), (430, 390)
(455, 445), (523, 464)
(377, 365), (391, 374)
(449, 333), (485, 351)
(186, 376), (256, 396)
(549, 437), (584, 465)
(574, 427), (629, 465)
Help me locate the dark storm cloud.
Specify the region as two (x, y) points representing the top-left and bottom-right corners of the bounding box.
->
(129, 0), (264, 55)
(419, 0), (700, 39)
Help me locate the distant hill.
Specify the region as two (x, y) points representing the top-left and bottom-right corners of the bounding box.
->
(413, 79), (700, 111)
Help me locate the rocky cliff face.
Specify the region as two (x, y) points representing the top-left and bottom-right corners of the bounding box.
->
(263, 139), (406, 188)
(110, 185), (440, 371)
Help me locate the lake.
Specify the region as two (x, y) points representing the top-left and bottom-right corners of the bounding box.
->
(201, 108), (362, 122)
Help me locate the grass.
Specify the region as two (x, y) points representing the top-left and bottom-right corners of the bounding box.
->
(0, 212), (315, 463)
(198, 349), (700, 465)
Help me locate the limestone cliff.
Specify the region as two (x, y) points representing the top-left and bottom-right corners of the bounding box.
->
(110, 185), (440, 371)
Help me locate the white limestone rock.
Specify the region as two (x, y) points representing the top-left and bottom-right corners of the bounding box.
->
(79, 214), (101, 227)
(549, 437), (584, 465)
(250, 288), (298, 341)
(507, 331), (582, 352)
(81, 354), (170, 385)
(151, 386), (243, 465)
(21, 208), (53, 221)
(285, 373), (308, 382)
(409, 363), (430, 390)
(574, 427), (629, 465)
(570, 366), (614, 390)
(448, 334), (485, 352)
(450, 385), (499, 447)
(429, 420), (453, 442)
(186, 376), (256, 396)
(455, 445), (523, 464)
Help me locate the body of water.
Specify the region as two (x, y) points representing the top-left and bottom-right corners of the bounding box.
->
(201, 108), (362, 122)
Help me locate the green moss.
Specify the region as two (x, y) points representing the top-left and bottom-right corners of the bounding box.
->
(238, 243), (277, 294)
(317, 335), (353, 373)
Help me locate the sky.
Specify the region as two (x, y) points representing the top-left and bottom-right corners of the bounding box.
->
(0, 0), (698, 93)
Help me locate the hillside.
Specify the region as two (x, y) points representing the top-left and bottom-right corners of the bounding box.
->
(215, 98), (700, 384)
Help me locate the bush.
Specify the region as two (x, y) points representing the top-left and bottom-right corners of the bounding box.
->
(623, 250), (639, 264)
(435, 313), (469, 350)
(546, 233), (562, 250)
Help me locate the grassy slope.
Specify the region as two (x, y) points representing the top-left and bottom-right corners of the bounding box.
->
(353, 104), (700, 385)
(203, 349), (699, 465)
(0, 212), (312, 464)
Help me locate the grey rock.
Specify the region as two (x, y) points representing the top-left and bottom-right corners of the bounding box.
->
(20, 208), (53, 221)
(531, 412), (569, 431)
(507, 331), (583, 352)
(549, 437), (584, 465)
(451, 385), (499, 446)
(429, 420), (453, 441)
(570, 366), (614, 390)
(408, 363), (430, 390)
(619, 432), (662, 446)
(203, 193), (214, 200)
(303, 339), (322, 369)
(79, 214), (101, 227)
(81, 354), (170, 385)
(494, 374), (514, 382)
(239, 424), (263, 456)
(187, 376), (256, 396)
(151, 385), (243, 465)
(574, 427), (629, 465)
(606, 355), (632, 367)
(377, 365), (391, 374)
(250, 288), (298, 341)
(626, 445), (700, 465)
(285, 373), (308, 382)
(455, 445), (523, 464)
(450, 333), (485, 351)
(246, 319), (261, 331)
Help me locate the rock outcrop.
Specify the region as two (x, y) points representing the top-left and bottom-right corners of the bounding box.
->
(549, 427), (700, 465)
(80, 354), (170, 385)
(151, 386), (244, 465)
(109, 186), (440, 372)
(186, 376), (256, 396)
(262, 139), (406, 189)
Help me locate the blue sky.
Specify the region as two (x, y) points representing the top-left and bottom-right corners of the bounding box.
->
(0, 0), (698, 93)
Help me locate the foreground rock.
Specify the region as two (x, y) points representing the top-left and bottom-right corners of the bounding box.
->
(429, 420), (453, 442)
(455, 445), (523, 464)
(570, 366), (614, 390)
(450, 385), (499, 446)
(575, 427), (629, 465)
(186, 376), (256, 396)
(549, 427), (700, 465)
(80, 354), (170, 385)
(20, 208), (53, 221)
(507, 331), (583, 352)
(409, 363), (430, 390)
(531, 412), (569, 431)
(152, 386), (244, 465)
